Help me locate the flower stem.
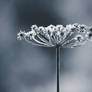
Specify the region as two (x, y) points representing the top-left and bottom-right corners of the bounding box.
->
(56, 45), (60, 92)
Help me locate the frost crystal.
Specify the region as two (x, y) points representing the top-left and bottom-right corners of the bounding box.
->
(17, 24), (92, 48)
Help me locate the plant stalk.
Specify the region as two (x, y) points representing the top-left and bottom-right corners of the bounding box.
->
(56, 45), (60, 92)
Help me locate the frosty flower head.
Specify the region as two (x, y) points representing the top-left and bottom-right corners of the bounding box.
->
(17, 24), (92, 48)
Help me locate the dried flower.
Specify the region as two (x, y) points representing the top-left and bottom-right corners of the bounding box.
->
(17, 23), (92, 92)
(17, 24), (92, 48)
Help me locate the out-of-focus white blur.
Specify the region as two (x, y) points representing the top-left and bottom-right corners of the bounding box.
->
(0, 0), (92, 92)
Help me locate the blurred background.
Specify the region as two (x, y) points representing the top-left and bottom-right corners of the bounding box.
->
(0, 0), (92, 92)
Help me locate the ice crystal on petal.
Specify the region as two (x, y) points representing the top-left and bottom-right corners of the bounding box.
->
(17, 31), (26, 40)
(17, 24), (92, 48)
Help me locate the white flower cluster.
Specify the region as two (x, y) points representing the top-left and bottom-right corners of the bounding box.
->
(17, 23), (92, 48)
